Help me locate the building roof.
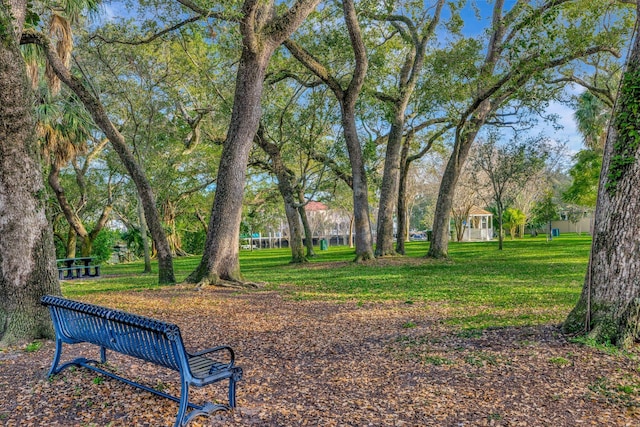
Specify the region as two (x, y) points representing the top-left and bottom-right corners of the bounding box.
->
(306, 201), (328, 212)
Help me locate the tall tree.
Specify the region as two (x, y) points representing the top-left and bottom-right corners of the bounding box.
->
(368, 0), (446, 257)
(564, 3), (640, 347)
(184, 0), (321, 285)
(0, 0), (59, 346)
(427, 0), (632, 258)
(574, 91), (610, 151)
(284, 0), (374, 261)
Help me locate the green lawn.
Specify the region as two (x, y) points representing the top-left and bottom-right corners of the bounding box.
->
(62, 233), (591, 330)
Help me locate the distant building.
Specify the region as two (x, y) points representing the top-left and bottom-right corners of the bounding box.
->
(304, 201), (352, 246)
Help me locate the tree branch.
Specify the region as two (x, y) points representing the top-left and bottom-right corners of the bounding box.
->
(549, 75), (616, 107)
(90, 15), (204, 45)
(461, 45), (620, 126)
(267, 0), (321, 43)
(266, 70), (324, 87)
(308, 151), (353, 189)
(283, 39), (345, 99)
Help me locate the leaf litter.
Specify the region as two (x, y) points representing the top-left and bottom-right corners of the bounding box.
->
(0, 286), (639, 426)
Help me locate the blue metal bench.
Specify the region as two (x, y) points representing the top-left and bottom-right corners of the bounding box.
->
(41, 295), (243, 427)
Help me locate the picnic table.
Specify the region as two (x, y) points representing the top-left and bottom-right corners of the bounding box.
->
(56, 257), (100, 279)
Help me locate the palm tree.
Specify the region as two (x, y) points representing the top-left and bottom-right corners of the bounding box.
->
(36, 93), (113, 258)
(574, 91), (609, 152)
(23, 0), (176, 283)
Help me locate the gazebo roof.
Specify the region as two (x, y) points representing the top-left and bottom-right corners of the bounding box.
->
(468, 206), (492, 216)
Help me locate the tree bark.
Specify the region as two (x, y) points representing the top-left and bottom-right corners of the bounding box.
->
(297, 190), (316, 258)
(255, 128), (306, 263)
(137, 196), (152, 273)
(564, 15), (640, 347)
(66, 227), (77, 258)
(25, 32), (175, 284)
(395, 140), (411, 255)
(0, 2), (60, 346)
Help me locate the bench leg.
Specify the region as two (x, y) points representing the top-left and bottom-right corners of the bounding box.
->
(229, 373), (238, 407)
(175, 380), (190, 427)
(229, 367), (242, 407)
(47, 338), (64, 377)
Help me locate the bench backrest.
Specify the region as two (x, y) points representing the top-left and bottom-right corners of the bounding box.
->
(42, 295), (186, 372)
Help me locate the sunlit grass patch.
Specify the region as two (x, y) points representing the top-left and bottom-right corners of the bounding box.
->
(64, 233), (592, 331)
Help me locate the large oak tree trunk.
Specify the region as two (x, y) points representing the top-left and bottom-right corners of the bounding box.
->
(564, 19), (640, 347)
(181, 0), (319, 285)
(187, 49), (272, 284)
(0, 2), (60, 346)
(342, 104), (374, 261)
(283, 202), (306, 263)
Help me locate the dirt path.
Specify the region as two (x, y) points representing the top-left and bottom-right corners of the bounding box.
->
(1, 287), (638, 426)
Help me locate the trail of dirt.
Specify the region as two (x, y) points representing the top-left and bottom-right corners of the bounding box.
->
(1, 287), (638, 426)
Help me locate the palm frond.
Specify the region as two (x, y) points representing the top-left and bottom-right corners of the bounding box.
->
(46, 14), (73, 95)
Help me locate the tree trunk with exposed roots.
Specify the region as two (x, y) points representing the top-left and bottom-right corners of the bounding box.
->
(564, 18), (640, 347)
(0, 1), (60, 346)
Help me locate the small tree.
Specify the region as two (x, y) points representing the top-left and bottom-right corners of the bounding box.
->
(502, 208), (526, 239)
(470, 134), (550, 250)
(530, 191), (559, 240)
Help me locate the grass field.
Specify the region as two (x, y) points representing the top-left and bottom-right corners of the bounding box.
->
(62, 233), (591, 331)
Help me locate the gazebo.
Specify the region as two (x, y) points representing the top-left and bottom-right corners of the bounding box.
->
(461, 206), (493, 241)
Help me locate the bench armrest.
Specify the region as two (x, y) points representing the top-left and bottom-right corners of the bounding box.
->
(189, 345), (235, 368)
